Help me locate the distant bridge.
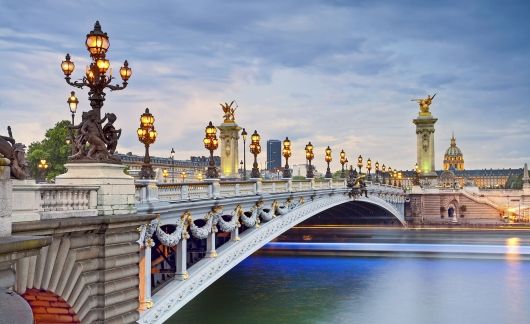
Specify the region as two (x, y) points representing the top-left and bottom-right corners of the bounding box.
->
(134, 179), (405, 323)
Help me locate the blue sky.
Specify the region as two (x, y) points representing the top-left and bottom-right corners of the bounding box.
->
(0, 0), (529, 171)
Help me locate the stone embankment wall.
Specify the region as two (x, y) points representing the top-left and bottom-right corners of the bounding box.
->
(407, 192), (502, 225)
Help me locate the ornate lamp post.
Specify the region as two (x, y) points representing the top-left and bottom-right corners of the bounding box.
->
(324, 146), (332, 179)
(249, 130), (261, 178)
(375, 161), (380, 183)
(170, 148), (175, 183)
(382, 164), (386, 184)
(66, 91), (78, 153)
(241, 128), (247, 180)
(203, 121), (219, 179)
(357, 155), (363, 174)
(38, 159), (49, 182)
(398, 171), (403, 188)
(339, 150), (346, 178)
(393, 170), (398, 186)
(367, 158), (372, 181)
(282, 137), (292, 178)
(388, 166), (393, 186)
(137, 108), (157, 179)
(162, 169), (169, 182)
(61, 21), (131, 162)
(305, 142), (314, 179)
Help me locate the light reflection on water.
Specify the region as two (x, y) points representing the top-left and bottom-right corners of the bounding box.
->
(169, 254), (530, 324)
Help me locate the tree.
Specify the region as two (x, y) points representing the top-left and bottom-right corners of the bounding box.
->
(27, 120), (70, 181)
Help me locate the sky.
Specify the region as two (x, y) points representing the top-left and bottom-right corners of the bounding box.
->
(0, 0), (529, 172)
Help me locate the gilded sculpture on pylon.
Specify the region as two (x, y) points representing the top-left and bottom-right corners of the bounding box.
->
(411, 93), (436, 115)
(220, 101), (237, 123)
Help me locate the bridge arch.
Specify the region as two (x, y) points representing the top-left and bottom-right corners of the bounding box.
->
(140, 193), (405, 323)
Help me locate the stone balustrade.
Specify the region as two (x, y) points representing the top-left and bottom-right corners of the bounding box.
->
(12, 182), (98, 222)
(135, 178), (403, 204)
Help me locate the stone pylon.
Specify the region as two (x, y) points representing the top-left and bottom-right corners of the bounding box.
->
(413, 106), (438, 181)
(218, 121), (241, 179)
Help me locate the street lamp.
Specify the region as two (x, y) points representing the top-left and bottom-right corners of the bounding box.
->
(367, 158), (372, 181)
(204, 121), (219, 179)
(388, 166), (393, 186)
(282, 137), (292, 178)
(66, 91), (78, 154)
(162, 169), (169, 182)
(137, 108), (157, 179)
(413, 163), (420, 185)
(241, 128), (247, 180)
(61, 21), (131, 162)
(398, 171), (403, 188)
(382, 164), (386, 184)
(357, 155), (363, 174)
(324, 146), (332, 179)
(340, 150), (346, 178)
(249, 130), (261, 178)
(375, 161), (380, 183)
(305, 142), (314, 179)
(181, 171), (187, 183)
(38, 159), (49, 182)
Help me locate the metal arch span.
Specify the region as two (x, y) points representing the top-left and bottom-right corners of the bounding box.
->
(139, 193), (404, 323)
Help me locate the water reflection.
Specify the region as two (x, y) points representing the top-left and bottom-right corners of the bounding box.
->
(170, 255), (530, 324)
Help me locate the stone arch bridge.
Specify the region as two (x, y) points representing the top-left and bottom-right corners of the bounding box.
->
(134, 179), (405, 323)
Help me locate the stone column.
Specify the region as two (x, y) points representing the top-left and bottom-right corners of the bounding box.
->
(175, 238), (189, 280)
(413, 111), (438, 184)
(217, 122), (242, 179)
(205, 232), (217, 258)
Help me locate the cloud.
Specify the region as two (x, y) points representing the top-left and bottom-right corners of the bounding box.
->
(0, 0), (529, 172)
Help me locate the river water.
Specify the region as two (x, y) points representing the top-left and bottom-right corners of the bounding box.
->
(168, 231), (530, 324)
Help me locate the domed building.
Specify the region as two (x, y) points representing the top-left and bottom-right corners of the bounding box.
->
(443, 133), (464, 171)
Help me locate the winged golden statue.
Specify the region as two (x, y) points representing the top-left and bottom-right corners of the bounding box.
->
(220, 100), (237, 123)
(411, 93), (436, 115)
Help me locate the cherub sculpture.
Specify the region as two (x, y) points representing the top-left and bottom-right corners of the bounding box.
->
(0, 126), (29, 179)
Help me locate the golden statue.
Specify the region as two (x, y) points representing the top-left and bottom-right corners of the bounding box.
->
(411, 93), (436, 115)
(220, 100), (237, 123)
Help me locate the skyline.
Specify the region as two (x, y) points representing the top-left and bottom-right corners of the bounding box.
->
(1, 0), (529, 171)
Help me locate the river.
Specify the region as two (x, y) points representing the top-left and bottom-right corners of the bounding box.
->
(168, 229), (530, 324)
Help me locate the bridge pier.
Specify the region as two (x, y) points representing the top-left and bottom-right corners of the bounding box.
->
(205, 232), (217, 258)
(175, 238), (189, 280)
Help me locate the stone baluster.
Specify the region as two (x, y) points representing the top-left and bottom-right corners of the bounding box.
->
(205, 231), (217, 258)
(175, 238), (189, 280)
(235, 184), (240, 196)
(206, 179), (220, 199)
(181, 184), (189, 200)
(254, 179), (262, 195)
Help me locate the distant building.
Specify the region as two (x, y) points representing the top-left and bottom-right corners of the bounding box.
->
(115, 152), (220, 182)
(266, 140), (281, 170)
(443, 134), (464, 171)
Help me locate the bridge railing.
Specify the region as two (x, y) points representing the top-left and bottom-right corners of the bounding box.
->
(135, 177), (405, 204)
(12, 182), (99, 221)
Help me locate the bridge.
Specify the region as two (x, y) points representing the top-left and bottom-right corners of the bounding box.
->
(133, 178), (405, 323)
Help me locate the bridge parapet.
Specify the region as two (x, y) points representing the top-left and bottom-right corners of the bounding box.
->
(12, 182), (99, 222)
